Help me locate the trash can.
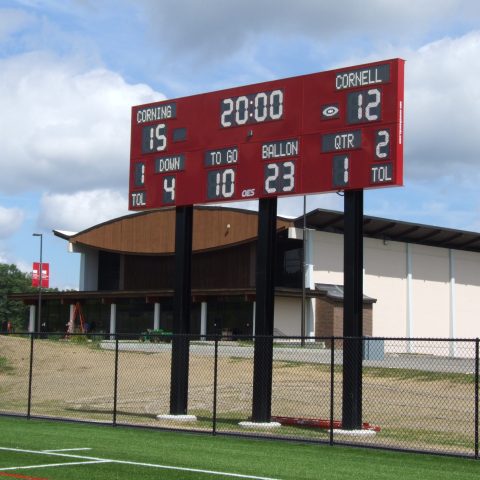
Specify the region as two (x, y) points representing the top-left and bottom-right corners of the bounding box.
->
(363, 337), (385, 361)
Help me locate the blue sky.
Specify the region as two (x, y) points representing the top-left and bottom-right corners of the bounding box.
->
(1, 0), (480, 289)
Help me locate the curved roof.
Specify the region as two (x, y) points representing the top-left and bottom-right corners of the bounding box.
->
(54, 205), (293, 255)
(53, 205), (480, 255)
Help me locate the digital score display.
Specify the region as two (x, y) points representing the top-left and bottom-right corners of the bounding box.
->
(129, 58), (404, 210)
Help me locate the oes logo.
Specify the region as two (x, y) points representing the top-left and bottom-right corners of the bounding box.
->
(322, 104), (339, 119)
(241, 188), (255, 198)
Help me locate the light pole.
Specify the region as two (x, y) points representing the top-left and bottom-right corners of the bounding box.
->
(32, 233), (43, 334)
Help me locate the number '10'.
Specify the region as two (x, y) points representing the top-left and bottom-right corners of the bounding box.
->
(214, 169), (234, 197)
(207, 169), (235, 200)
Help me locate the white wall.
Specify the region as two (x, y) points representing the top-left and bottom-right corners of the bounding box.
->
(364, 238), (407, 337)
(455, 250), (480, 338)
(274, 297), (302, 336)
(311, 231), (343, 285)
(410, 244), (450, 339)
(78, 247), (99, 291)
(310, 229), (480, 346)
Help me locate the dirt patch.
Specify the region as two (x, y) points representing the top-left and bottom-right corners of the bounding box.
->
(0, 336), (474, 453)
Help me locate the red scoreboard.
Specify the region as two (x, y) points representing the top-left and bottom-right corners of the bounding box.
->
(129, 58), (404, 210)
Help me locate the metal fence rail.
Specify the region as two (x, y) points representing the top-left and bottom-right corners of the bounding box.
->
(0, 333), (478, 458)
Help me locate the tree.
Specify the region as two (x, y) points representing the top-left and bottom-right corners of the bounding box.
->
(0, 263), (36, 331)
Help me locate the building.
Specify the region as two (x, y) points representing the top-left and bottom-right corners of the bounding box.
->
(12, 206), (480, 349)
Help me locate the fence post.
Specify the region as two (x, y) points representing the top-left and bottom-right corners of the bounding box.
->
(213, 335), (219, 435)
(27, 333), (34, 419)
(475, 338), (479, 459)
(330, 337), (335, 446)
(113, 335), (119, 426)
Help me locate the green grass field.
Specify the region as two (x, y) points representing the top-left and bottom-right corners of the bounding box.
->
(0, 417), (478, 480)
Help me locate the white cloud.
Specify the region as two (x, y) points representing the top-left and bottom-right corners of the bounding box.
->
(0, 251), (20, 269)
(0, 8), (33, 42)
(0, 51), (164, 194)
(0, 251), (8, 264)
(0, 245), (31, 272)
(138, 0), (480, 63)
(14, 259), (32, 273)
(38, 189), (131, 232)
(403, 31), (480, 181)
(0, 206), (25, 238)
(2, 0), (480, 240)
(324, 31), (480, 187)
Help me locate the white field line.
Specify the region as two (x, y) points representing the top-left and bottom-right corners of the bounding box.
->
(0, 460), (111, 471)
(0, 446), (282, 480)
(41, 448), (92, 452)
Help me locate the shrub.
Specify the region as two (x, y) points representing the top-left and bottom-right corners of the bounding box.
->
(140, 328), (172, 343)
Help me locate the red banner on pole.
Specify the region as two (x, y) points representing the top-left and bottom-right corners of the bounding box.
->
(32, 262), (49, 288)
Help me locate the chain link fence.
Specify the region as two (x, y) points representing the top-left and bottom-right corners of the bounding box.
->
(0, 333), (478, 458)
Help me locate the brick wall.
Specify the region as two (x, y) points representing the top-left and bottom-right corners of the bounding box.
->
(315, 297), (373, 341)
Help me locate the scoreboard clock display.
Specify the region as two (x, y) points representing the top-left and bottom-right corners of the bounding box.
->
(129, 58), (404, 210)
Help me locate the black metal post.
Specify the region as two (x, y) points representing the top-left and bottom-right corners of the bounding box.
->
(342, 189), (364, 430)
(213, 335), (219, 435)
(169, 205), (193, 415)
(27, 334), (34, 419)
(301, 195), (306, 347)
(113, 336), (119, 426)
(330, 336), (335, 446)
(251, 198), (277, 422)
(475, 338), (479, 459)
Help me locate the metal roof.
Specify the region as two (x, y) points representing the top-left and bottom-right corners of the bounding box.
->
(294, 209), (480, 253)
(315, 283), (376, 304)
(9, 286), (323, 304)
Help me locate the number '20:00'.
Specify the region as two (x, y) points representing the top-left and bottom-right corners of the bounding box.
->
(220, 90), (283, 128)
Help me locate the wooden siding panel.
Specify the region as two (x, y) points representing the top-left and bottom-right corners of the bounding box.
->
(122, 244), (252, 291)
(192, 244), (252, 289)
(70, 207), (292, 254)
(123, 255), (174, 290)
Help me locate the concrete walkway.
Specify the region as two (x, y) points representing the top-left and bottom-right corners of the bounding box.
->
(100, 340), (477, 374)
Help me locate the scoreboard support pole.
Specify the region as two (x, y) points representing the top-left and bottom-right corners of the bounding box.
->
(251, 197), (277, 423)
(342, 189), (364, 430)
(169, 205), (193, 415)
